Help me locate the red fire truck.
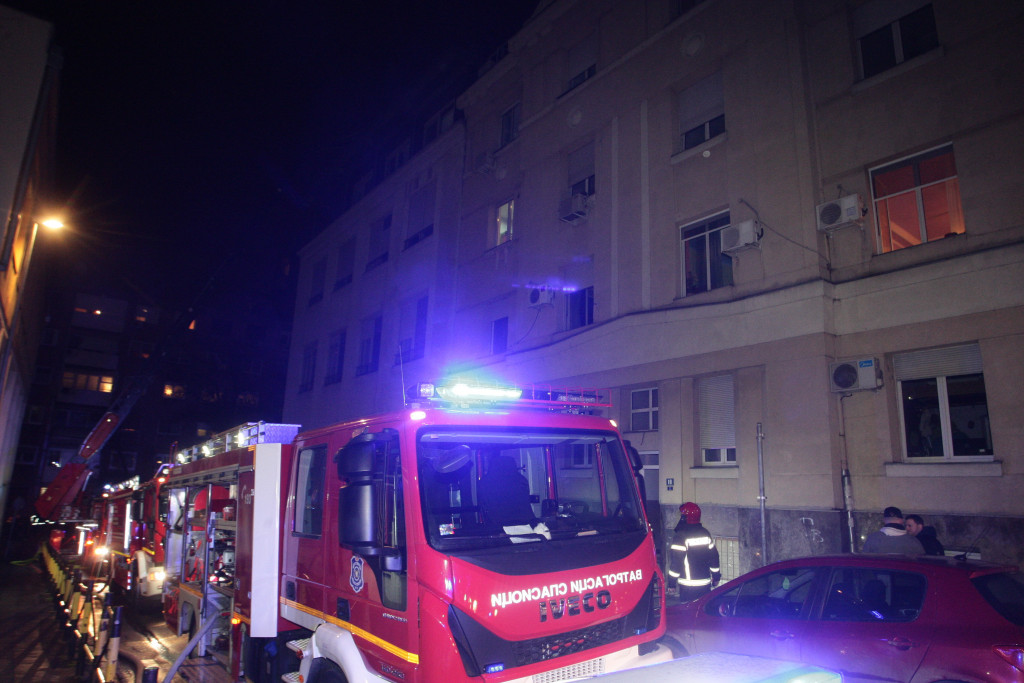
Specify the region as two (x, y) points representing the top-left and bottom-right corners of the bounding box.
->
(93, 467), (170, 599)
(161, 382), (670, 682)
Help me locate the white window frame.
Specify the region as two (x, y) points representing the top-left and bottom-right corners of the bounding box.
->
(895, 344), (992, 462)
(630, 387), (659, 432)
(565, 286), (594, 330)
(497, 199), (514, 245)
(680, 212), (733, 296)
(699, 373), (736, 466)
(678, 72), (724, 152)
(854, 0), (938, 80)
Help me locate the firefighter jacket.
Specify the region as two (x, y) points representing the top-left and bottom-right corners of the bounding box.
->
(668, 521), (721, 589)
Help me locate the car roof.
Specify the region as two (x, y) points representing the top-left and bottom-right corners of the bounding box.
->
(764, 553), (1019, 578)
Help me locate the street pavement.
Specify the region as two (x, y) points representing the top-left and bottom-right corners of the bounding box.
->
(0, 557), (78, 682)
(1, 548), (234, 683)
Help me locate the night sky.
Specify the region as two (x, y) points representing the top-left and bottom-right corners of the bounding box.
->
(7, 0), (537, 311)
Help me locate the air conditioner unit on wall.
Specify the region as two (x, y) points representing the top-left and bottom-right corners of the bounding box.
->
(829, 357), (882, 392)
(721, 219), (760, 254)
(816, 194), (863, 231)
(559, 193), (591, 223)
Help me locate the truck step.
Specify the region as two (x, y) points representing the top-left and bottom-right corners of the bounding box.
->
(286, 637), (311, 657)
(281, 673), (301, 683)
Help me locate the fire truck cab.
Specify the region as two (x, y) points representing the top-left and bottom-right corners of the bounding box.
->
(163, 382), (670, 682)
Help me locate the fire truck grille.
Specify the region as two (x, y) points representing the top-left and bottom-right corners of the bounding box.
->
(512, 617), (625, 665)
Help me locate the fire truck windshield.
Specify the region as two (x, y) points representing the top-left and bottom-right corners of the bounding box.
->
(418, 427), (645, 551)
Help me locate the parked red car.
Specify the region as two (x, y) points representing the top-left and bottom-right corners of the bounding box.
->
(662, 554), (1024, 682)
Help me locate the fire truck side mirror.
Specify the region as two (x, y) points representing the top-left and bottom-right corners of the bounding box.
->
(335, 430), (398, 555)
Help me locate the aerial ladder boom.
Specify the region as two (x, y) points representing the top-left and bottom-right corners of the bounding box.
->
(34, 376), (153, 521)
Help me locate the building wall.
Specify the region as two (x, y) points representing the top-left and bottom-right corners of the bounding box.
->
(0, 6), (56, 528)
(285, 0), (1024, 568)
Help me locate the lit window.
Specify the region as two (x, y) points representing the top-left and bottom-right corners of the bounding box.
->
(896, 343), (991, 460)
(631, 388), (659, 432)
(497, 199), (514, 245)
(700, 374), (735, 465)
(856, 2), (938, 79)
(681, 212), (733, 295)
(163, 384), (185, 399)
(871, 145), (963, 253)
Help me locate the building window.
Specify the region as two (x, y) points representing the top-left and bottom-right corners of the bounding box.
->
(568, 142), (596, 197)
(491, 316), (508, 355)
(357, 315), (382, 375)
(497, 199), (514, 245)
(871, 145), (963, 253)
(324, 329), (345, 385)
(334, 238), (355, 290)
(162, 384), (185, 399)
(681, 212), (733, 295)
(699, 374), (736, 465)
(367, 214), (391, 271)
(565, 35), (597, 92)
(299, 341), (317, 392)
(308, 257), (326, 305)
(856, 2), (938, 80)
(565, 286), (594, 330)
(395, 296), (428, 364)
(404, 181), (436, 251)
(895, 343), (992, 460)
(500, 102), (520, 147)
(631, 388), (659, 432)
(678, 72), (724, 151)
(63, 372), (114, 393)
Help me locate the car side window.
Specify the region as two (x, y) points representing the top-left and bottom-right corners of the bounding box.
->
(705, 567), (819, 620)
(822, 568), (926, 622)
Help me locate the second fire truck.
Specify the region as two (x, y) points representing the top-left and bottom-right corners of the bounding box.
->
(161, 382), (670, 682)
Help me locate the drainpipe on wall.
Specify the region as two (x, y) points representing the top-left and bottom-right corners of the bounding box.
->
(838, 393), (856, 552)
(757, 422), (767, 565)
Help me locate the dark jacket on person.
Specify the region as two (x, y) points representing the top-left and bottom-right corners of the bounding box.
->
(916, 526), (945, 556)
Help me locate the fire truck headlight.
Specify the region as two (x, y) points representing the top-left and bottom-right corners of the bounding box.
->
(94, 546), (110, 557)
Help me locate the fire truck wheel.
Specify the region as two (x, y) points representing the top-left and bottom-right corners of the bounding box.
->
(308, 657), (347, 683)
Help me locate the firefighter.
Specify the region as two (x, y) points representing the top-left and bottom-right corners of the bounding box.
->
(669, 502), (721, 603)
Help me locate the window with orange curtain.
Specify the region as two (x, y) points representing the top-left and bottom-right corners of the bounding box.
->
(870, 145), (964, 253)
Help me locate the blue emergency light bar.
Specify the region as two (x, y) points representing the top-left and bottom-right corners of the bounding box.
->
(411, 381), (610, 410)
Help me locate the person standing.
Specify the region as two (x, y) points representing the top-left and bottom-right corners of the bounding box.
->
(861, 506), (925, 555)
(668, 502), (721, 602)
(905, 514), (945, 556)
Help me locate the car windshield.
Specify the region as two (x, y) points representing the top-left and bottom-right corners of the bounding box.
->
(972, 571), (1024, 626)
(417, 426), (645, 551)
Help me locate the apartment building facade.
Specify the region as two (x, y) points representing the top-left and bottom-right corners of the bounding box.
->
(285, 0), (1024, 571)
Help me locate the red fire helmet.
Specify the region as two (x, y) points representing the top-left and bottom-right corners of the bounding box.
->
(680, 502), (702, 524)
